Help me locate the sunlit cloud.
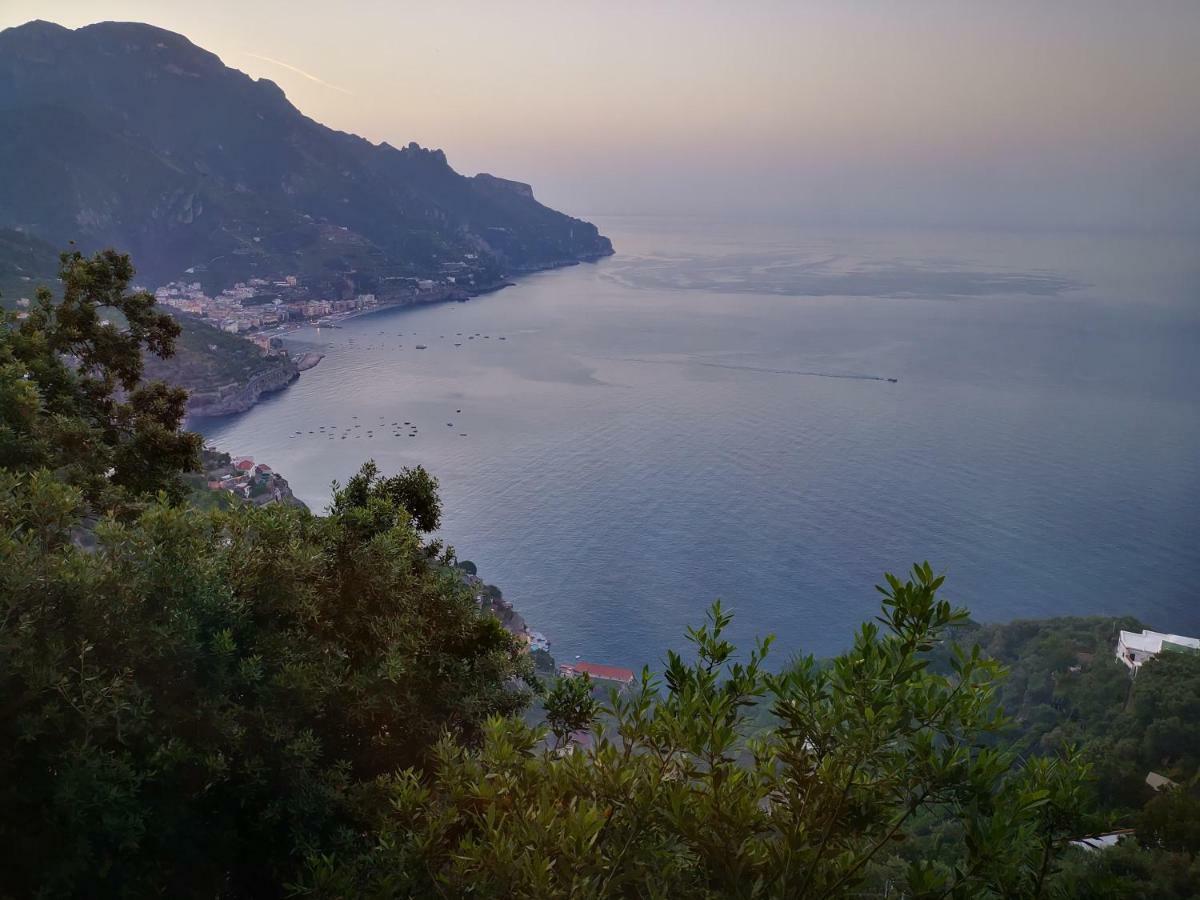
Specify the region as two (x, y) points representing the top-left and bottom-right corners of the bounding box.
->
(242, 52), (353, 95)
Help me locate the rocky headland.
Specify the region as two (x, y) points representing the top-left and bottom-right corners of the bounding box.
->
(185, 359), (299, 418)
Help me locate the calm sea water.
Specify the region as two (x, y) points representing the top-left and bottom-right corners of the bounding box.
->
(194, 218), (1200, 669)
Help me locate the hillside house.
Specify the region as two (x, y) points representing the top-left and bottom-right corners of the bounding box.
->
(1146, 771), (1179, 792)
(1070, 830), (1134, 852)
(1116, 629), (1200, 671)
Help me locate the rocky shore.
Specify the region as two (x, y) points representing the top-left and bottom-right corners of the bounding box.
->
(295, 352), (324, 372)
(185, 359), (298, 418)
(455, 561), (556, 676)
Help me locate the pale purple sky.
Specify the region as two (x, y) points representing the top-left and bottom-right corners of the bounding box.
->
(4, 1), (1199, 231)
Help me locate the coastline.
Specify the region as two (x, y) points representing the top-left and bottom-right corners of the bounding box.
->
(184, 251), (611, 420)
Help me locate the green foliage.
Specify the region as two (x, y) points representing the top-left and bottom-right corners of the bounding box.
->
(1137, 787), (1200, 854)
(296, 565), (1091, 898)
(530, 647), (558, 676)
(1054, 838), (1200, 899)
(1129, 654), (1200, 774)
(543, 673), (600, 749)
(0, 248), (201, 511)
(0, 248), (535, 895)
(330, 458), (443, 534)
(0, 467), (532, 897)
(895, 615), (1200, 894)
(934, 617), (1200, 812)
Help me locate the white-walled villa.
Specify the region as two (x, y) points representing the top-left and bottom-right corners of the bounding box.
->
(1115, 629), (1200, 671)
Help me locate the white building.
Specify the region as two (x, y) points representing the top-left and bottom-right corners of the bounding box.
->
(1146, 771), (1179, 792)
(1115, 629), (1200, 671)
(1070, 830), (1133, 852)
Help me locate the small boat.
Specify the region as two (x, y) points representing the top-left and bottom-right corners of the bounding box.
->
(415, 344), (428, 350)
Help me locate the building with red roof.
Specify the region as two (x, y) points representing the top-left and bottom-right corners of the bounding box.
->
(560, 661), (636, 687)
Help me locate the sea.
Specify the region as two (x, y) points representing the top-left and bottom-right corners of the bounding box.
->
(193, 218), (1200, 670)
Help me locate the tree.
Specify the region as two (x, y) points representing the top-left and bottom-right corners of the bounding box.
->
(330, 459), (443, 533)
(297, 565), (1090, 899)
(0, 249), (536, 895)
(1138, 786), (1200, 853)
(543, 672), (600, 750)
(1054, 837), (1200, 900)
(0, 249), (201, 511)
(0, 467), (533, 897)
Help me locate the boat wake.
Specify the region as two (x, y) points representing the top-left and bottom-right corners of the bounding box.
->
(611, 356), (897, 383)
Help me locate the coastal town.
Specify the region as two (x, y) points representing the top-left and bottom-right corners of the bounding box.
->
(154, 276), (382, 335)
(153, 255), (486, 340)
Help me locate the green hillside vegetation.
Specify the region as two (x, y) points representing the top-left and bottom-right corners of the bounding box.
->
(140, 308), (295, 396)
(866, 618), (1200, 897)
(938, 618), (1200, 802)
(2, 250), (1197, 898)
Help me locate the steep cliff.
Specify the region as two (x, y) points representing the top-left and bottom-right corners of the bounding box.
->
(184, 359), (299, 418)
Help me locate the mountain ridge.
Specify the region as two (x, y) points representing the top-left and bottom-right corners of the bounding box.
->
(0, 19), (613, 293)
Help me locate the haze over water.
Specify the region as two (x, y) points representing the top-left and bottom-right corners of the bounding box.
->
(195, 218), (1200, 668)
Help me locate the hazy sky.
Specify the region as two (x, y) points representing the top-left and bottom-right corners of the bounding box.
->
(3, 1), (1199, 231)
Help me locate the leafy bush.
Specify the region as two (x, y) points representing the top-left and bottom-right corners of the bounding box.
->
(0, 467), (532, 896)
(296, 568), (1091, 899)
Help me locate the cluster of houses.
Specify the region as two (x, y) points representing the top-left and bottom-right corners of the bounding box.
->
(205, 456), (295, 506)
(154, 277), (379, 335)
